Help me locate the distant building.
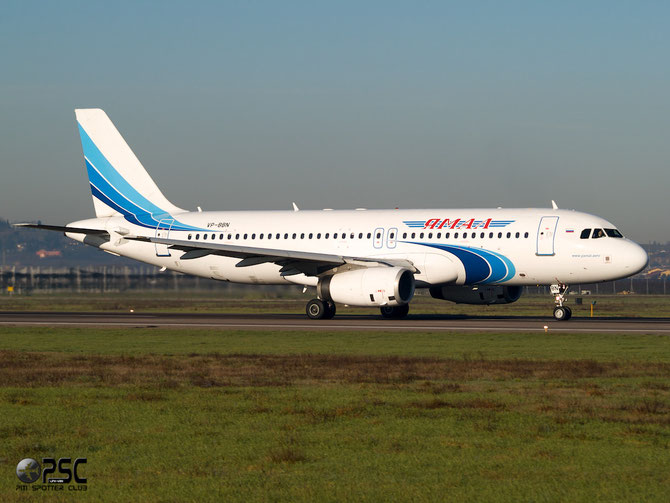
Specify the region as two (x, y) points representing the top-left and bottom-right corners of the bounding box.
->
(35, 249), (62, 259)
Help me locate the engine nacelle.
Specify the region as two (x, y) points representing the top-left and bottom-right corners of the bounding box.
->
(318, 267), (415, 307)
(429, 285), (523, 305)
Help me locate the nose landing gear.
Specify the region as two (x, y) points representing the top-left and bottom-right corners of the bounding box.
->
(550, 283), (572, 321)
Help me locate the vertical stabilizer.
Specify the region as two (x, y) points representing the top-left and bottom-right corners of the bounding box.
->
(75, 109), (185, 223)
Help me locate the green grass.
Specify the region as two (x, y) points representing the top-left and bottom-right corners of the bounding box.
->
(1, 291), (670, 318)
(0, 326), (669, 361)
(1, 326), (669, 502)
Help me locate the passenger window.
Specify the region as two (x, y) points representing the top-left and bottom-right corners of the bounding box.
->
(506, 232), (511, 238)
(428, 232), (433, 239)
(259, 234), (264, 239)
(390, 232), (395, 239)
(420, 232), (424, 238)
(515, 232), (520, 238)
(411, 232), (416, 239)
(284, 233), (288, 239)
(498, 232), (502, 238)
(188, 234), (192, 240)
(300, 233), (305, 239)
(592, 229), (605, 239)
(235, 234), (239, 240)
(251, 234), (256, 240)
(228, 234), (232, 240)
(480, 232), (485, 238)
(325, 233), (329, 239)
(317, 233), (321, 239)
(350, 233), (354, 239)
(376, 232), (381, 239)
(471, 232), (476, 238)
(309, 233), (313, 239)
(437, 232), (441, 239)
(292, 233), (296, 239)
(446, 232), (450, 239)
(580, 229), (591, 239)
(276, 233), (280, 239)
(455, 232), (459, 238)
(524, 232), (529, 238)
(489, 232), (493, 238)
(219, 234), (223, 240)
(359, 233), (363, 239)
(334, 233), (338, 239)
(203, 234), (207, 240)
(367, 233), (372, 239)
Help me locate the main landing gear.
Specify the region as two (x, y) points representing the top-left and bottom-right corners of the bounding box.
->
(380, 305), (410, 319)
(550, 283), (572, 321)
(306, 299), (336, 320)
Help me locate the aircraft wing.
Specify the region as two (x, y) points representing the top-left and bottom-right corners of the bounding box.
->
(128, 235), (417, 277)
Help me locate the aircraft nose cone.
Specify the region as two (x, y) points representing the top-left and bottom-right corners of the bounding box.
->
(626, 242), (648, 275)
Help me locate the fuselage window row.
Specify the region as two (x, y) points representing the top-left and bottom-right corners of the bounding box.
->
(185, 230), (533, 242)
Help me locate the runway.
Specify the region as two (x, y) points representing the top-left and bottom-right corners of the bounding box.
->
(1, 311), (670, 334)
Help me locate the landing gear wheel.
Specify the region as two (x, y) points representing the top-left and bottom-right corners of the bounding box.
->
(380, 304), (410, 319)
(553, 306), (569, 321)
(550, 283), (572, 321)
(323, 301), (336, 320)
(306, 299), (327, 320)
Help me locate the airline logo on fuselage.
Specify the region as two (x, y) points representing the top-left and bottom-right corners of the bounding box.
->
(402, 218), (515, 230)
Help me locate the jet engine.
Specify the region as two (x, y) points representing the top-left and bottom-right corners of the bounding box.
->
(318, 267), (415, 307)
(429, 285), (523, 305)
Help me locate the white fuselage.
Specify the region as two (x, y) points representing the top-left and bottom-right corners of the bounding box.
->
(67, 207), (648, 288)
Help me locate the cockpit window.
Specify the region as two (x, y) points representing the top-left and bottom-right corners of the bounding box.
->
(605, 228), (623, 238)
(580, 229), (591, 239)
(592, 228), (605, 239)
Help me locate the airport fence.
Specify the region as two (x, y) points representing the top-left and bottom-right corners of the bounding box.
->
(0, 265), (667, 296)
(0, 265), (293, 296)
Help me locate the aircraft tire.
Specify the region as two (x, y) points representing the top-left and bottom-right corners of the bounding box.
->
(323, 301), (336, 319)
(553, 306), (569, 321)
(306, 299), (327, 319)
(380, 304), (410, 319)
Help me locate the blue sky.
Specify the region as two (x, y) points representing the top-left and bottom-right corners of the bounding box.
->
(1, 1), (669, 242)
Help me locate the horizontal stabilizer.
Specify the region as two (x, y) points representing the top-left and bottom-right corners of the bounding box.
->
(13, 223), (109, 235)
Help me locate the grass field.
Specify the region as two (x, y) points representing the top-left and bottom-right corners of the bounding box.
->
(1, 325), (669, 502)
(2, 290), (670, 318)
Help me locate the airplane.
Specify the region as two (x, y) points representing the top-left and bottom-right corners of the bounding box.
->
(17, 109), (649, 321)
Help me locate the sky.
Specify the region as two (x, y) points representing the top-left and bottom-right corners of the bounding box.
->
(1, 0), (669, 243)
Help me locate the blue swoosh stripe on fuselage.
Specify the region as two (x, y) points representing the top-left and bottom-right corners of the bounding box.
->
(408, 242), (516, 284)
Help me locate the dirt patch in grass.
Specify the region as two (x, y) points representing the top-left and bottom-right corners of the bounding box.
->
(0, 351), (668, 388)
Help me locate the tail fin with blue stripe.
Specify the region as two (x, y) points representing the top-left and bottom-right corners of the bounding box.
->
(75, 108), (186, 226)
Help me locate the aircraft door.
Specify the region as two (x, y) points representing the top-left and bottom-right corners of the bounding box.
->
(155, 218), (175, 257)
(373, 228), (384, 249)
(386, 227), (398, 249)
(536, 216), (559, 256)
